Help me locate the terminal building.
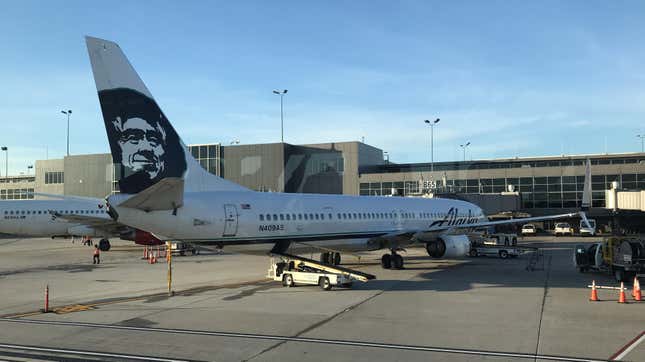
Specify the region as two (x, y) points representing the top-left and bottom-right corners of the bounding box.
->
(2, 141), (644, 230)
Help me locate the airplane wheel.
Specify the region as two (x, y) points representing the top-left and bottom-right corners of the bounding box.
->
(392, 254), (404, 269)
(333, 252), (341, 265)
(499, 250), (509, 259)
(381, 254), (392, 269)
(319, 277), (332, 291)
(469, 249), (478, 257)
(98, 239), (110, 251)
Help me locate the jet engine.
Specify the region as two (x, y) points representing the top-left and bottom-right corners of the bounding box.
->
(425, 235), (471, 258)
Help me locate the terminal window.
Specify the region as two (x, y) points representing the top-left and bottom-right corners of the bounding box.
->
(45, 171), (64, 184)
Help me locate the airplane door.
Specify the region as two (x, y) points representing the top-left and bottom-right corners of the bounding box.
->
(223, 204), (238, 237)
(393, 209), (403, 229)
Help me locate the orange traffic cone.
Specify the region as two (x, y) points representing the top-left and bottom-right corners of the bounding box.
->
(633, 277), (642, 302)
(589, 280), (599, 302)
(618, 282), (627, 304)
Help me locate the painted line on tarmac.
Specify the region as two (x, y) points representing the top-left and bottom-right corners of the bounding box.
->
(0, 318), (606, 362)
(609, 330), (645, 361)
(0, 278), (269, 318)
(0, 343), (193, 362)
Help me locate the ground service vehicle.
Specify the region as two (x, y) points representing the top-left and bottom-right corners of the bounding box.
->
(268, 257), (369, 290)
(483, 233), (518, 246)
(579, 219), (597, 236)
(555, 222), (573, 236)
(171, 242), (199, 256)
(574, 237), (645, 282)
(471, 233), (521, 259)
(521, 224), (536, 236)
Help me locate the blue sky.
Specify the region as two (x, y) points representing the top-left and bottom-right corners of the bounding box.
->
(1, 1), (645, 175)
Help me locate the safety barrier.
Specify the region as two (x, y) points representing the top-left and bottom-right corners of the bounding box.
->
(588, 278), (643, 303)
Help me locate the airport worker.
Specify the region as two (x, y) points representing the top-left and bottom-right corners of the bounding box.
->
(93, 245), (100, 264)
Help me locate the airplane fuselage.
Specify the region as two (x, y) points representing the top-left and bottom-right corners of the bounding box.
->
(111, 191), (486, 251)
(0, 200), (110, 237)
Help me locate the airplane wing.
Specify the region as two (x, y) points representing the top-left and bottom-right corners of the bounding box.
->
(429, 211), (583, 232)
(49, 211), (130, 236)
(369, 211), (585, 246)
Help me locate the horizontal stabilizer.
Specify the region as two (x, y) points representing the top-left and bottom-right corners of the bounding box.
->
(118, 177), (184, 211)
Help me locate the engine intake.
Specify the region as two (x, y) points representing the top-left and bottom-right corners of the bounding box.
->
(426, 235), (470, 259)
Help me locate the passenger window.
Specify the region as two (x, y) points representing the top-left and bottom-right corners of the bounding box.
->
(342, 213), (346, 219)
(260, 214), (264, 221)
(292, 214), (296, 220)
(21, 211), (25, 214)
(265, 214), (270, 220)
(309, 213), (314, 220)
(328, 213), (332, 219)
(279, 214), (284, 221)
(337, 213), (341, 219)
(286, 214), (290, 221)
(297, 214), (302, 220)
(315, 214), (319, 220)
(272, 214), (278, 221)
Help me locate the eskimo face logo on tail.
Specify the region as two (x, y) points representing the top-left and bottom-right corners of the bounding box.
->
(99, 88), (187, 194)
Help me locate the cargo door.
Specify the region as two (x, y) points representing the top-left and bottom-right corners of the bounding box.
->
(223, 204), (238, 237)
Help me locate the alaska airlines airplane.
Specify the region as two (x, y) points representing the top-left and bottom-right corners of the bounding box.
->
(0, 198), (163, 249)
(85, 36), (583, 269)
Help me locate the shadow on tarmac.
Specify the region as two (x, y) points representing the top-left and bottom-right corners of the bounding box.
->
(344, 242), (618, 293)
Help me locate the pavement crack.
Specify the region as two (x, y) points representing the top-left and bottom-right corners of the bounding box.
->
(534, 252), (553, 362)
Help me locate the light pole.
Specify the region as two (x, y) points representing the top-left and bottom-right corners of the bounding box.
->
(61, 110), (72, 156)
(424, 118), (440, 172)
(383, 151), (389, 164)
(1, 147), (7, 182)
(638, 134), (644, 153)
(459, 142), (471, 161)
(272, 90), (287, 143)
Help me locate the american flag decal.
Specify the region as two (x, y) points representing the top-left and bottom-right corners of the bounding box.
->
(241, 204), (251, 209)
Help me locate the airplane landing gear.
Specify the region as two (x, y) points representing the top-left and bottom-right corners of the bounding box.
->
(381, 250), (404, 269)
(320, 252), (341, 265)
(98, 239), (111, 251)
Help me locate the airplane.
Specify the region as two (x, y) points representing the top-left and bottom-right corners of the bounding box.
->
(85, 36), (585, 269)
(0, 197), (163, 250)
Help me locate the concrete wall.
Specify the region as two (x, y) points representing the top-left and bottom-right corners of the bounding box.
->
(302, 141), (382, 195)
(63, 154), (113, 198)
(221, 143), (285, 192)
(34, 159), (64, 196)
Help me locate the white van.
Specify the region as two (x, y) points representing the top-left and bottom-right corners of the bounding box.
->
(554, 222), (573, 236)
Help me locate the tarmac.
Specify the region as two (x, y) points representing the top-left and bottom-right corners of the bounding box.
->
(0, 236), (643, 361)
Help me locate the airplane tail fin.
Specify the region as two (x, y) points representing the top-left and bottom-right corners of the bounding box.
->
(581, 158), (592, 211)
(85, 36), (248, 198)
